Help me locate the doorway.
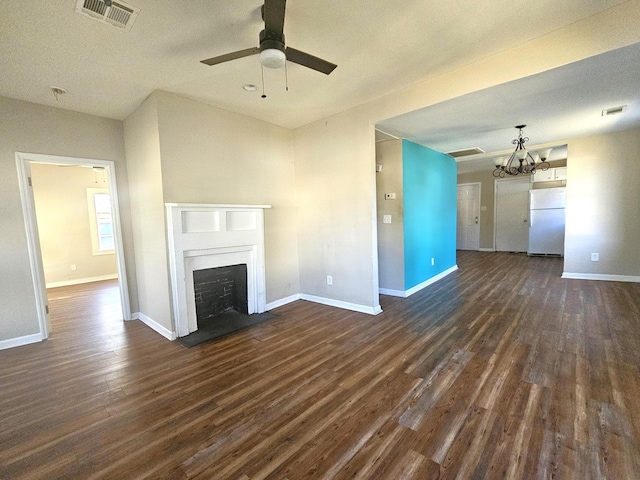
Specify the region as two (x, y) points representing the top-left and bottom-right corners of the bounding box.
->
(494, 177), (530, 252)
(457, 183), (480, 250)
(16, 153), (131, 340)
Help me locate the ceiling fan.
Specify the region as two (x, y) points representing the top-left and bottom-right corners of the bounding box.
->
(200, 0), (337, 75)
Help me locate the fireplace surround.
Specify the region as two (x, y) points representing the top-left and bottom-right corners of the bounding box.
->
(166, 203), (270, 337)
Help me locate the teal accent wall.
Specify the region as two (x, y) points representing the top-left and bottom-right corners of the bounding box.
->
(402, 140), (457, 290)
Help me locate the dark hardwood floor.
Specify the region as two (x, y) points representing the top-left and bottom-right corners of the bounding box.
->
(1, 251), (639, 479)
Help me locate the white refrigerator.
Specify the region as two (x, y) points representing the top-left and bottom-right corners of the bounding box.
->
(528, 187), (566, 256)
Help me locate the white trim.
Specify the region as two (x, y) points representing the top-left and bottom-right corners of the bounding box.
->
(15, 157), (50, 338)
(479, 248), (496, 252)
(133, 312), (176, 340)
(165, 203), (272, 209)
(380, 265), (458, 298)
(0, 333), (44, 351)
(300, 294), (383, 315)
(46, 274), (119, 289)
(266, 294), (301, 310)
(15, 153), (132, 342)
(561, 272), (640, 283)
(379, 288), (406, 297)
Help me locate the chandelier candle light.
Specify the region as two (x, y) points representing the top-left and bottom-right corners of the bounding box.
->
(493, 125), (553, 177)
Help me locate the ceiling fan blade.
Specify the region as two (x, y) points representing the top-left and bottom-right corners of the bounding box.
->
(263, 0), (286, 37)
(200, 47), (260, 66)
(286, 47), (337, 75)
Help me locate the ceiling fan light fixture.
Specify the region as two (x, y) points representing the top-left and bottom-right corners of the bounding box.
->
(260, 48), (286, 69)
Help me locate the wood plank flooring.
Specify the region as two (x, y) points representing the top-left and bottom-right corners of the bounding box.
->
(1, 251), (639, 479)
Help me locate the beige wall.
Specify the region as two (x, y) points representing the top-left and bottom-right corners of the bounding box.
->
(155, 91), (300, 304)
(294, 112), (379, 308)
(31, 163), (117, 286)
(123, 94), (172, 330)
(564, 127), (640, 277)
(291, 3), (640, 311)
(2, 2), (640, 346)
(123, 91), (300, 332)
(0, 96), (133, 342)
(375, 139), (404, 290)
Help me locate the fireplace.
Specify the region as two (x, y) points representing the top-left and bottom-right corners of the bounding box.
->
(193, 264), (248, 325)
(166, 204), (270, 337)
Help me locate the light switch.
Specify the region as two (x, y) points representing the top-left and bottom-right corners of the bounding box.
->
(383, 215), (392, 224)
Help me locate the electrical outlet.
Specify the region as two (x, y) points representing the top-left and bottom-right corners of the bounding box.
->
(326, 275), (333, 285)
(383, 215), (392, 224)
(591, 253), (599, 262)
(71, 264), (77, 271)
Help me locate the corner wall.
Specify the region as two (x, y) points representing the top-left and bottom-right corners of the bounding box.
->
(564, 127), (640, 279)
(123, 94), (172, 331)
(155, 91), (300, 305)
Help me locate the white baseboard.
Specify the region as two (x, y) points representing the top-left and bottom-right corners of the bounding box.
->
(479, 248), (496, 252)
(300, 294), (382, 315)
(266, 294), (301, 310)
(46, 274), (118, 289)
(380, 265), (459, 298)
(379, 288), (406, 297)
(0, 332), (44, 351)
(133, 312), (176, 340)
(561, 272), (640, 283)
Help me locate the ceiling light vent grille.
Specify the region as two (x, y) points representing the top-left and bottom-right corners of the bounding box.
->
(75, 0), (139, 31)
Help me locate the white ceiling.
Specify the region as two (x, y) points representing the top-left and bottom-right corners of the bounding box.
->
(378, 42), (640, 173)
(1, 0), (638, 165)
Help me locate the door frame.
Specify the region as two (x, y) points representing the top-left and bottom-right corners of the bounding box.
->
(457, 182), (481, 251)
(15, 152), (131, 340)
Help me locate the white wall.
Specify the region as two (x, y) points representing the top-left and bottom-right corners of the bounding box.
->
(564, 127), (640, 278)
(0, 96), (133, 342)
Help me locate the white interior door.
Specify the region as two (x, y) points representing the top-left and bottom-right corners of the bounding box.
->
(495, 177), (530, 252)
(457, 183), (480, 250)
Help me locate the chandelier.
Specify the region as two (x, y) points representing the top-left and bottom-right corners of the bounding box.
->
(493, 125), (553, 177)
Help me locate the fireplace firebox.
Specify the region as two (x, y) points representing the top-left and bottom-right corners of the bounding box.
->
(193, 264), (248, 326)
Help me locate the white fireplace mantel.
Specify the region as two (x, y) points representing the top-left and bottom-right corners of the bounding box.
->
(166, 203), (271, 337)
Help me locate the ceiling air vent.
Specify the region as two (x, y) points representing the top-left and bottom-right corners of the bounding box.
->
(446, 147), (485, 158)
(75, 0), (139, 31)
(601, 105), (627, 116)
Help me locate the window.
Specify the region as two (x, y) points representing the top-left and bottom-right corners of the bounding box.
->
(87, 188), (115, 255)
